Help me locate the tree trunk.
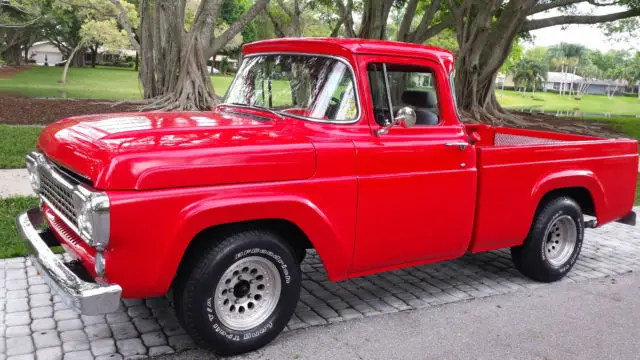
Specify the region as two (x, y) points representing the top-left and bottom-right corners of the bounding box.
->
(2, 44), (22, 65)
(23, 45), (30, 63)
(91, 47), (97, 68)
(61, 43), (83, 85)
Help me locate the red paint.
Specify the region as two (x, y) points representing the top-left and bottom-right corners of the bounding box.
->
(36, 38), (638, 298)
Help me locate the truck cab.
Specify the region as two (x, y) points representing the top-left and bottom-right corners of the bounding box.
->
(17, 38), (638, 356)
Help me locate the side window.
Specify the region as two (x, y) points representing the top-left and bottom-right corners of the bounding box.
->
(367, 63), (440, 126)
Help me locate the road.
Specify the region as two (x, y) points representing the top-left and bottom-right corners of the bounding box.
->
(162, 272), (640, 360)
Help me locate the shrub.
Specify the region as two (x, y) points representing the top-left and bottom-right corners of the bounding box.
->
(622, 92), (638, 98)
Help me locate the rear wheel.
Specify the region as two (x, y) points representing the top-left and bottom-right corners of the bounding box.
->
(174, 229), (301, 356)
(511, 197), (584, 282)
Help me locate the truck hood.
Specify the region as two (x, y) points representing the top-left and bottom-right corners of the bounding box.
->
(38, 111), (317, 190)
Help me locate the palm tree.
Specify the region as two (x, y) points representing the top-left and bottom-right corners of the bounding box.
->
(512, 58), (548, 97)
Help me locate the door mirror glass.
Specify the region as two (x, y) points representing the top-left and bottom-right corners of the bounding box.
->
(395, 107), (416, 128)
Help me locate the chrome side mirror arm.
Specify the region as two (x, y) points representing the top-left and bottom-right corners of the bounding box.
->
(376, 107), (417, 137)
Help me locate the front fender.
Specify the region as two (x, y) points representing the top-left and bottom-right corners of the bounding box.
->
(154, 194), (352, 293)
(530, 169), (607, 220)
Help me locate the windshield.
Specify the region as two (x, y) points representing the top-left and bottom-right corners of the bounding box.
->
(224, 54), (359, 122)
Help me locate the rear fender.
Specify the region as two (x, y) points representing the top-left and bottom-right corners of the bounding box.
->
(530, 170), (607, 224)
(155, 195), (351, 292)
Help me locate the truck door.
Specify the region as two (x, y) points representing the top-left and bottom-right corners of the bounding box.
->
(351, 56), (478, 274)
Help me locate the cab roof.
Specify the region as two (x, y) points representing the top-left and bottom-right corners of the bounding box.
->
(242, 38), (455, 72)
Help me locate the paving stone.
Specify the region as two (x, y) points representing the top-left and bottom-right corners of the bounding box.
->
(35, 346), (62, 360)
(5, 312), (30, 326)
(115, 338), (147, 357)
(6, 280), (28, 291)
(56, 319), (83, 332)
(109, 322), (138, 340)
(61, 350), (92, 360)
(105, 312), (129, 325)
(60, 330), (87, 343)
(33, 330), (61, 349)
(90, 338), (116, 356)
(167, 334), (195, 352)
(31, 318), (56, 332)
(62, 341), (90, 353)
(85, 324), (112, 341)
(94, 355), (122, 360)
(5, 325), (31, 338)
(30, 294), (53, 308)
(28, 284), (49, 295)
(7, 354), (35, 360)
(53, 310), (78, 322)
(6, 300), (29, 313)
(132, 317), (161, 333)
(0, 210), (638, 358)
(6, 336), (34, 356)
(148, 346), (175, 356)
(126, 306), (150, 319)
(30, 306), (53, 319)
(297, 310), (327, 326)
(81, 315), (106, 325)
(141, 331), (167, 347)
(6, 290), (28, 300)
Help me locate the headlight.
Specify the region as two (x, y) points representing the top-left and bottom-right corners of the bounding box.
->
(75, 192), (110, 250)
(26, 160), (41, 193)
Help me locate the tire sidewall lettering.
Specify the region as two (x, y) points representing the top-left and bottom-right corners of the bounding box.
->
(204, 246), (292, 343)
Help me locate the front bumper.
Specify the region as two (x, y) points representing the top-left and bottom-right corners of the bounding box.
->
(16, 207), (122, 315)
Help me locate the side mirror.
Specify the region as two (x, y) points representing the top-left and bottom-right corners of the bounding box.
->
(376, 107), (417, 136)
(395, 107), (417, 128)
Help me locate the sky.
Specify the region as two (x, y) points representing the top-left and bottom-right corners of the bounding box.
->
(527, 4), (639, 52)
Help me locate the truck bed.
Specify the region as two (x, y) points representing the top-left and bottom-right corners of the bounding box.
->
(465, 124), (639, 253)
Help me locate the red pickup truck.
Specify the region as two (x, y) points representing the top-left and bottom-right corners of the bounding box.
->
(17, 38), (638, 356)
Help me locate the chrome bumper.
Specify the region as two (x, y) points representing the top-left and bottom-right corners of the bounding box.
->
(16, 207), (122, 315)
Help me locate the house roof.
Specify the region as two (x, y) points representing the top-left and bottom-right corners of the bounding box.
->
(546, 71), (583, 83)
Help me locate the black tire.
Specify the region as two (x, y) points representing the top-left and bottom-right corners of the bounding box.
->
(295, 247), (307, 264)
(511, 197), (584, 282)
(174, 229), (301, 356)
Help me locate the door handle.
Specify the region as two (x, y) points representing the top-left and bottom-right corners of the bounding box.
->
(445, 142), (469, 151)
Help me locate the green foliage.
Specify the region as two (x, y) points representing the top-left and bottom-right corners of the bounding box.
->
(500, 39), (524, 75)
(512, 57), (548, 91)
(426, 29), (458, 52)
(0, 196), (44, 258)
(0, 125), (41, 169)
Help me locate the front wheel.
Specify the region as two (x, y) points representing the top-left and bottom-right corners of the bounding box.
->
(511, 197), (584, 282)
(174, 230), (301, 356)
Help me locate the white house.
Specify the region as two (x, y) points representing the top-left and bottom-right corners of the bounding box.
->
(25, 41), (137, 66)
(26, 41), (64, 66)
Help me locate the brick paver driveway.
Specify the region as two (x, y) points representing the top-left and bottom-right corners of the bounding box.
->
(1, 208), (638, 359)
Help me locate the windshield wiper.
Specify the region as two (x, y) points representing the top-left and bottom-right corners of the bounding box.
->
(222, 103), (284, 120)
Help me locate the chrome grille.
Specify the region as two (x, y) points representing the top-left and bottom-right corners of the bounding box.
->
(39, 169), (77, 222)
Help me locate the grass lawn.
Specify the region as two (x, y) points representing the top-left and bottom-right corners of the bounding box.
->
(0, 125), (42, 168)
(0, 196), (39, 258)
(0, 66), (235, 100)
(497, 90), (640, 116)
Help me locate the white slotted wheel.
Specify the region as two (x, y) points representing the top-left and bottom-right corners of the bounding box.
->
(213, 256), (282, 331)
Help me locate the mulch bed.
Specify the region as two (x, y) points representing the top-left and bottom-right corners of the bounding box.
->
(0, 65), (32, 79)
(0, 94), (138, 125)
